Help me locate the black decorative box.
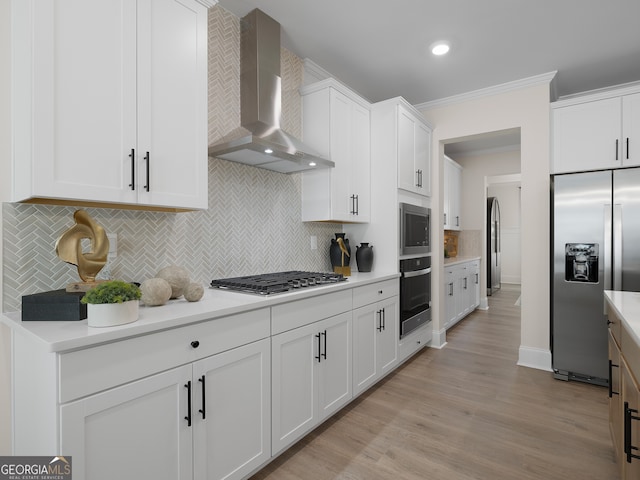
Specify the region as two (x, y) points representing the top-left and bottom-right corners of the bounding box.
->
(22, 289), (87, 321)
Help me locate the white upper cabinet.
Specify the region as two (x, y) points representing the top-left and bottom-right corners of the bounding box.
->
(397, 103), (432, 197)
(11, 0), (209, 210)
(552, 86), (640, 174)
(444, 156), (462, 230)
(301, 79), (371, 223)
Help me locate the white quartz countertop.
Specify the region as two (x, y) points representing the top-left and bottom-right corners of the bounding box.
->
(605, 290), (640, 348)
(1, 271), (399, 353)
(444, 256), (481, 267)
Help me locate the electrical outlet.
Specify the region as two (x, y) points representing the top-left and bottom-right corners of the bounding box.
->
(310, 235), (317, 250)
(107, 233), (118, 258)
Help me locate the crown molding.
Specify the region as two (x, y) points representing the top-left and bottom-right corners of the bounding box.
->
(416, 71), (558, 111)
(196, 0), (218, 7)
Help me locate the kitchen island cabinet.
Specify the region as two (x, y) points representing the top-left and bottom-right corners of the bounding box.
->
(352, 279), (399, 396)
(552, 85), (640, 174)
(11, 0), (211, 211)
(605, 290), (640, 480)
(301, 79), (371, 223)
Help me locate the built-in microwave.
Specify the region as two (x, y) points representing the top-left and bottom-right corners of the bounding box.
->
(399, 202), (431, 257)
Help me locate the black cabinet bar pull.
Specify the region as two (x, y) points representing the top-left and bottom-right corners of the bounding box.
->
(198, 375), (206, 420)
(184, 381), (192, 427)
(449, 282), (454, 296)
(321, 329), (327, 360)
(444, 213), (447, 224)
(144, 151), (150, 191)
(625, 402), (640, 462)
(377, 310), (383, 332)
(315, 333), (321, 362)
(616, 139), (619, 161)
(627, 137), (630, 160)
(350, 195), (356, 215)
(608, 360), (619, 398)
(355, 194), (359, 215)
(128, 148), (135, 190)
(382, 308), (386, 331)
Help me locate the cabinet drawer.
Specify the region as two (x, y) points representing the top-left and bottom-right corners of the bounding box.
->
(59, 308), (270, 403)
(607, 307), (622, 346)
(398, 324), (431, 363)
(271, 290), (352, 335)
(352, 279), (399, 309)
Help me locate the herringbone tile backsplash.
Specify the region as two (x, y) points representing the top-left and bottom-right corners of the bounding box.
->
(2, 6), (340, 312)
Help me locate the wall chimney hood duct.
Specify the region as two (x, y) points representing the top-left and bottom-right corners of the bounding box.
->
(208, 9), (333, 173)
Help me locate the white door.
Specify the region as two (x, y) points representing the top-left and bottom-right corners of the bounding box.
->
(623, 92), (640, 167)
(30, 0), (137, 204)
(60, 365), (192, 480)
(193, 339), (270, 480)
(414, 121), (431, 197)
(397, 106), (417, 193)
(349, 101), (371, 221)
(378, 297), (399, 375)
(352, 304), (378, 396)
(552, 97), (622, 173)
(136, 0), (208, 209)
(329, 89), (352, 220)
(271, 322), (318, 455)
(317, 312), (353, 421)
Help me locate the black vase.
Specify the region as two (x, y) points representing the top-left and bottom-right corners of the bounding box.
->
(355, 243), (374, 272)
(330, 233), (351, 268)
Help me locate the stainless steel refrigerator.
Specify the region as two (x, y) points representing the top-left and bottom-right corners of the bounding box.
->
(552, 168), (640, 385)
(487, 197), (501, 296)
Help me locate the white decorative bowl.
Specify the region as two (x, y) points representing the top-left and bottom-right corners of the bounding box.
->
(87, 300), (139, 328)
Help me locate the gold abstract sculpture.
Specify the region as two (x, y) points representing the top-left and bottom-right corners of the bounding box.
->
(55, 210), (110, 292)
(333, 236), (351, 276)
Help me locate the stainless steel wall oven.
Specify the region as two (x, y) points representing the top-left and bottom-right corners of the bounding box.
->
(399, 256), (431, 338)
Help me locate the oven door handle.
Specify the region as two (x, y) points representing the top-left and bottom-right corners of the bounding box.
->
(402, 267), (431, 278)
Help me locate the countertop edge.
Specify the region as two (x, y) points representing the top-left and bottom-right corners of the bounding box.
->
(604, 290), (640, 348)
(1, 272), (400, 353)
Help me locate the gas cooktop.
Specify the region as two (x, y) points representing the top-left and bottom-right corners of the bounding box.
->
(210, 271), (347, 296)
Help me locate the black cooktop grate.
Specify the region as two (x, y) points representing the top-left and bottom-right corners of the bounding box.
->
(210, 271), (346, 295)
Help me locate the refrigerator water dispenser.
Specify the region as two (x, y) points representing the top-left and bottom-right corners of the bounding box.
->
(565, 243), (599, 283)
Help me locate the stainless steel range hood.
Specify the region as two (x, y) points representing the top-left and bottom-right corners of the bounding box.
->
(208, 9), (333, 174)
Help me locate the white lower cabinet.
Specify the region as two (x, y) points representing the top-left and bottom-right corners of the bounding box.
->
(61, 338), (270, 480)
(271, 312), (352, 455)
(352, 280), (399, 396)
(61, 365), (193, 480)
(192, 339), (271, 480)
(444, 260), (480, 330)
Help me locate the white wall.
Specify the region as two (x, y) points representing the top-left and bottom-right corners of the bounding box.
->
(0, 0), (12, 454)
(421, 83), (552, 371)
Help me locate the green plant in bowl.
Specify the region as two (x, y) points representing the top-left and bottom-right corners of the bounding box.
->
(81, 280), (141, 305)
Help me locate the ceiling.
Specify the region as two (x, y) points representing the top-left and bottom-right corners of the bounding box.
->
(217, 0), (640, 107)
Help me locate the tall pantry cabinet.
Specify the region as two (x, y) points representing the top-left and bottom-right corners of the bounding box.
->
(11, 0), (211, 210)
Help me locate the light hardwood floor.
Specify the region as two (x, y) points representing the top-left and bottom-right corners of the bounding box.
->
(251, 284), (620, 479)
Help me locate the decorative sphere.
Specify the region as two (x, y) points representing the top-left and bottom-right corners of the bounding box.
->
(184, 282), (204, 302)
(140, 278), (172, 306)
(156, 266), (190, 299)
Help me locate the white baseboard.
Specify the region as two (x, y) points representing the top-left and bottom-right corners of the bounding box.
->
(478, 296), (489, 310)
(430, 328), (447, 349)
(517, 346), (552, 372)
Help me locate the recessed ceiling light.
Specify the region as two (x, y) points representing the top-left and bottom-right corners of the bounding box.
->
(430, 41), (451, 56)
(309, 162), (316, 167)
(264, 148), (273, 154)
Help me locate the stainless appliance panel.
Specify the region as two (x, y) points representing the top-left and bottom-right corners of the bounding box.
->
(399, 256), (431, 338)
(399, 203), (431, 257)
(552, 171), (611, 383)
(613, 168), (640, 291)
(487, 197), (501, 295)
